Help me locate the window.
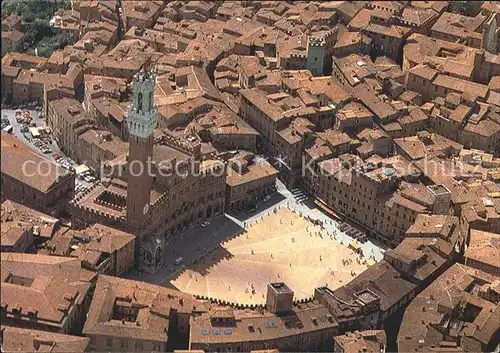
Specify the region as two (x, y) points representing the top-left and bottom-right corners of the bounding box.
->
(106, 338), (113, 347)
(120, 340), (128, 349)
(314, 57), (318, 61)
(135, 342), (144, 350)
(137, 92), (143, 111)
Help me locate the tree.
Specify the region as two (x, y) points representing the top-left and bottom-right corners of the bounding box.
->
(37, 31), (72, 57)
(2, 0), (72, 56)
(448, 1), (483, 17)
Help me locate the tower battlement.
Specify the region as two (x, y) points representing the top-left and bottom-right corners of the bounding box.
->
(128, 69), (158, 139)
(159, 134), (201, 157)
(308, 29), (336, 48)
(308, 38), (326, 47)
(290, 52), (307, 59)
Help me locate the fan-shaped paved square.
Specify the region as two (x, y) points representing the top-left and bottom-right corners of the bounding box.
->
(171, 207), (369, 305)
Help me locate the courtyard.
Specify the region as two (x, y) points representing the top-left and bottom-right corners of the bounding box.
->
(170, 207), (369, 305)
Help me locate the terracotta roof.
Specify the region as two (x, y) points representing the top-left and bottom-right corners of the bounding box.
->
(398, 263), (499, 352)
(464, 229), (500, 272)
(409, 64), (438, 81)
(1, 253), (95, 330)
(240, 88), (285, 121)
(83, 275), (201, 341)
(333, 260), (417, 313)
(431, 12), (487, 40)
(1, 133), (73, 193)
(227, 156), (278, 186)
(364, 23), (410, 39)
(334, 330), (387, 353)
(1, 30), (24, 43)
(190, 302), (337, 345)
(1, 325), (89, 353)
(433, 74), (489, 99)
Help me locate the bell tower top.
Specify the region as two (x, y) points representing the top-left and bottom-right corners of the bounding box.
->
(128, 69), (157, 139)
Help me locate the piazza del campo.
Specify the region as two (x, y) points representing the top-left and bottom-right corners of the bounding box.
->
(0, 1), (499, 352)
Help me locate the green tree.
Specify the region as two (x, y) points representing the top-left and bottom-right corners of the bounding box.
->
(448, 1), (483, 17)
(2, 0), (72, 56)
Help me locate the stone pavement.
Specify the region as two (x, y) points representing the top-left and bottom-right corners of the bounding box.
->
(127, 178), (389, 305)
(171, 207), (369, 305)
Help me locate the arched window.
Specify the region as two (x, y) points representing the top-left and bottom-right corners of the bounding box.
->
(137, 92), (143, 111)
(149, 91), (153, 111)
(145, 250), (152, 263)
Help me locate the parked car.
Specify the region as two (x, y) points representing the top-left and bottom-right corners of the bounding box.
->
(346, 228), (356, 236)
(52, 152), (61, 159)
(263, 195), (271, 202)
(201, 221), (211, 228)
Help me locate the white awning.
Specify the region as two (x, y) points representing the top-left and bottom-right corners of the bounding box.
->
(75, 164), (90, 175)
(29, 127), (40, 137)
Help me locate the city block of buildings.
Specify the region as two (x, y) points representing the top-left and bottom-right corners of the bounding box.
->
(1, 1), (500, 352)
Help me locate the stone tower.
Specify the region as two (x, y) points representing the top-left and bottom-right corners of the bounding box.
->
(126, 69), (157, 228)
(306, 30), (336, 77)
(307, 36), (327, 77)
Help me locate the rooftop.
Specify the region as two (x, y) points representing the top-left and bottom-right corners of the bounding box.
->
(1, 133), (73, 194)
(398, 263), (499, 352)
(1, 253), (95, 330)
(334, 330), (387, 353)
(464, 229), (500, 273)
(83, 275), (200, 341)
(190, 301), (337, 344)
(226, 155), (279, 187)
(0, 326), (90, 353)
